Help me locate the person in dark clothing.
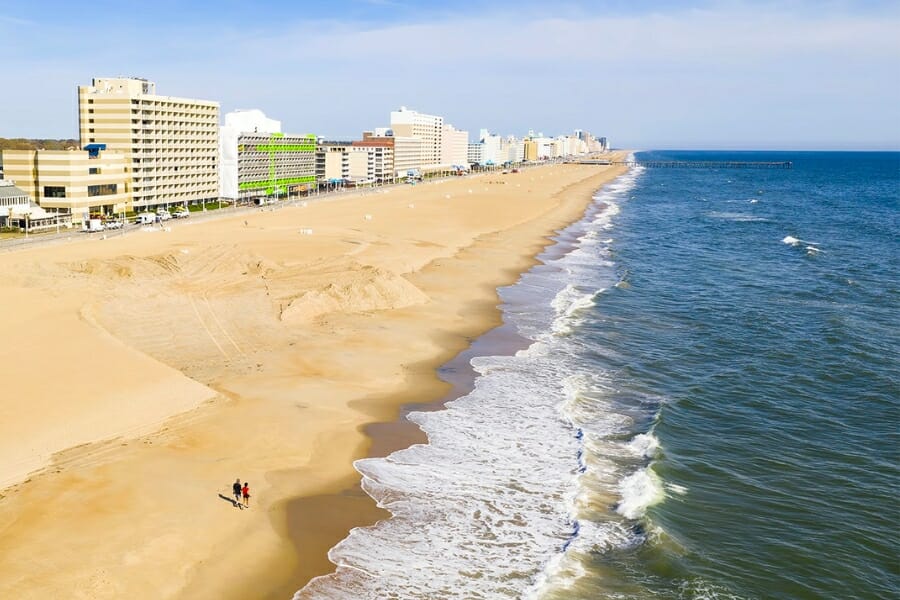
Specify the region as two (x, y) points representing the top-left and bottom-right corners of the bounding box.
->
(232, 478), (242, 506)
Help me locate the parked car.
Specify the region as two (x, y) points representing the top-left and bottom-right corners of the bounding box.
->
(172, 209), (190, 219)
(104, 220), (123, 230)
(136, 213), (157, 225)
(156, 210), (172, 221)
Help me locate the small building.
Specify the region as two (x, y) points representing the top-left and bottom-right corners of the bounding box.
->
(5, 205), (73, 232)
(353, 132), (396, 184)
(316, 141), (352, 186)
(0, 181), (32, 227)
(1, 147), (129, 224)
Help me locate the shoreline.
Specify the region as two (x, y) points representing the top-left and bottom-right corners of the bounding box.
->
(267, 165), (630, 598)
(0, 156), (628, 599)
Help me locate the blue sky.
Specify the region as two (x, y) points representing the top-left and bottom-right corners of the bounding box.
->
(1, 0), (898, 149)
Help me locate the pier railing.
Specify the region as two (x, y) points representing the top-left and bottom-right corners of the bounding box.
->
(568, 159), (793, 169)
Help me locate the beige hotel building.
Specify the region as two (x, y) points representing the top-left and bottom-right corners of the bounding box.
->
(390, 107), (443, 173)
(78, 77), (219, 211)
(1, 147), (129, 223)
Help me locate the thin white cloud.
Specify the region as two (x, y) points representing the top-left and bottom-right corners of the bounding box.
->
(0, 13), (34, 26)
(1, 1), (898, 147)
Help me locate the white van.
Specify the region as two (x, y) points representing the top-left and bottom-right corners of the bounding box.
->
(82, 218), (104, 232)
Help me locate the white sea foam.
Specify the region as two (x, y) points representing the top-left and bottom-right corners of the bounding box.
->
(297, 162), (650, 600)
(707, 211), (769, 222)
(784, 235), (824, 256)
(298, 345), (584, 599)
(617, 468), (665, 520)
(783, 235), (820, 246)
(628, 432), (660, 458)
(551, 284), (603, 318)
(666, 482), (689, 496)
(679, 578), (748, 600)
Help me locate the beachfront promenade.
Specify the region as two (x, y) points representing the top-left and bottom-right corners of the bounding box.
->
(0, 164), (554, 252)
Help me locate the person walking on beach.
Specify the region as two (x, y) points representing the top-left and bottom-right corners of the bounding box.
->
(242, 482), (250, 507)
(232, 478), (242, 506)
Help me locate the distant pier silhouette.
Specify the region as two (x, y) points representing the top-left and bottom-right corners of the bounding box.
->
(569, 159), (793, 169)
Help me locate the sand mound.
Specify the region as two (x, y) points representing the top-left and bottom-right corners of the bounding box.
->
(66, 254), (182, 280)
(280, 265), (428, 322)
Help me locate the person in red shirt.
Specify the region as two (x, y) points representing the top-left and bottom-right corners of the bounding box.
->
(242, 482), (250, 507)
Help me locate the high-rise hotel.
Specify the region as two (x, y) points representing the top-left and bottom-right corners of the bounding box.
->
(77, 77), (219, 210)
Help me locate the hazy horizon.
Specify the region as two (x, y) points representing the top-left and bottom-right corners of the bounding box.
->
(1, 0), (898, 150)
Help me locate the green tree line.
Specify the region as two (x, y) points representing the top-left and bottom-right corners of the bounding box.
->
(0, 138), (79, 150)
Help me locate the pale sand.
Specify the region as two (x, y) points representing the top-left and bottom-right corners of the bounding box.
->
(0, 156), (628, 599)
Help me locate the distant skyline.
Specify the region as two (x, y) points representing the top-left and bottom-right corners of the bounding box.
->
(1, 0), (898, 149)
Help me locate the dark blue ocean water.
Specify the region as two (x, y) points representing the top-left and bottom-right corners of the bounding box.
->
(299, 152), (899, 600)
(565, 151), (900, 599)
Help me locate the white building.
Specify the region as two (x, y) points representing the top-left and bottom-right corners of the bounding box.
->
(534, 137), (557, 160)
(467, 143), (484, 166)
(503, 136), (526, 164)
(441, 124), (469, 169)
(0, 180), (32, 226)
(219, 110), (316, 200)
(468, 129), (504, 166)
(390, 107), (444, 172)
(392, 135), (425, 178)
(316, 142), (376, 186)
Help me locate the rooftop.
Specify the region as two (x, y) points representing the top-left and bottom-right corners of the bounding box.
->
(0, 183), (31, 199)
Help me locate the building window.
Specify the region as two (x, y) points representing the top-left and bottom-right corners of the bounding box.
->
(44, 186), (66, 198)
(89, 167), (101, 175)
(88, 184), (117, 197)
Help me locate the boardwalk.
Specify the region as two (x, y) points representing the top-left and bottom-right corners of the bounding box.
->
(569, 159), (793, 169)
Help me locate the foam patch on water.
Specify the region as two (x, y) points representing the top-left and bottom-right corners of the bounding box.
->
(666, 482), (689, 496)
(707, 211), (770, 222)
(617, 467), (665, 520)
(678, 578), (748, 599)
(551, 284), (606, 334)
(628, 432), (660, 458)
(783, 235), (820, 247)
(783, 235), (823, 256)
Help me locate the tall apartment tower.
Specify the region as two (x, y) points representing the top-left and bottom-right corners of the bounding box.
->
(78, 77), (220, 210)
(389, 107), (444, 172)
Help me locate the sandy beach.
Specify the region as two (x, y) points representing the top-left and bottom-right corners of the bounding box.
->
(0, 156), (627, 599)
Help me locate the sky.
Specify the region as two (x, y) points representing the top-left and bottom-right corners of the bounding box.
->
(0, 0), (898, 149)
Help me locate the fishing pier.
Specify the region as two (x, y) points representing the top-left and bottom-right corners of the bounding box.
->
(569, 159), (793, 169)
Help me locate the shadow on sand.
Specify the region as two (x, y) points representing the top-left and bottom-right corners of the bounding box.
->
(218, 493), (243, 509)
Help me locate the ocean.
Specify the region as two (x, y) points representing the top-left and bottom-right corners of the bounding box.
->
(296, 151), (899, 599)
